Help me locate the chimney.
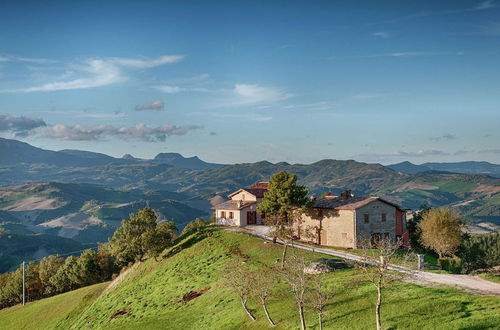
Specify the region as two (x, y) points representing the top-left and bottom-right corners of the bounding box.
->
(324, 192), (336, 199)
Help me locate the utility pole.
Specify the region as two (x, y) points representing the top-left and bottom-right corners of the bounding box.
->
(22, 261), (26, 306)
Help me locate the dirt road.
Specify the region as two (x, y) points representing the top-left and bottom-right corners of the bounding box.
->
(226, 225), (500, 295)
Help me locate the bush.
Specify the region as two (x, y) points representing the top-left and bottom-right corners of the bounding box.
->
(439, 257), (463, 273)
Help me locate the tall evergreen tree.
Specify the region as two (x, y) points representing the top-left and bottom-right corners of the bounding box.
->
(257, 171), (310, 267)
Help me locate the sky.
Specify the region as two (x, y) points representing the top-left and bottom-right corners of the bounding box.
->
(0, 0), (499, 165)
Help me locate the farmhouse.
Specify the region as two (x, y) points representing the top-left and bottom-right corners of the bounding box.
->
(213, 183), (409, 249)
(295, 191), (409, 249)
(212, 182), (269, 226)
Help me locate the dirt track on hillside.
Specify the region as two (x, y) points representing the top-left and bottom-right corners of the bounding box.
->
(226, 226), (500, 296)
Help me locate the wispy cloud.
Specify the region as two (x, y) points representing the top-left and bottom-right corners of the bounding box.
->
(153, 85), (211, 94)
(283, 101), (335, 111)
(2, 55), (184, 93)
(329, 51), (445, 60)
(372, 31), (390, 38)
(0, 55), (56, 64)
(475, 0), (497, 10)
(233, 84), (293, 104)
(135, 100), (165, 111)
(107, 55), (183, 69)
(430, 133), (456, 141)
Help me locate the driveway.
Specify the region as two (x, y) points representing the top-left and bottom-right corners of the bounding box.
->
(226, 225), (500, 295)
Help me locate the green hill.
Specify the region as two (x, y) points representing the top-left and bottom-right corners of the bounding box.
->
(1, 229), (499, 329)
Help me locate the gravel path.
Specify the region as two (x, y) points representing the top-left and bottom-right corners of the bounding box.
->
(226, 225), (500, 295)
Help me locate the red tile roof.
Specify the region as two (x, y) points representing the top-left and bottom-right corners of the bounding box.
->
(314, 196), (406, 211)
(212, 200), (256, 210)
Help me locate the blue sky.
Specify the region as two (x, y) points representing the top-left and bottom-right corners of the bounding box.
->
(1, 0), (499, 165)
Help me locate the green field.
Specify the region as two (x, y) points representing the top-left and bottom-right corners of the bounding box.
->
(1, 229), (499, 329)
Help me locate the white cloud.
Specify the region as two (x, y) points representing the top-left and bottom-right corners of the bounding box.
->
(233, 84), (293, 104)
(11, 59), (123, 92)
(153, 85), (211, 94)
(31, 123), (201, 141)
(135, 100), (165, 111)
(373, 31), (390, 38)
(107, 55), (184, 69)
(2, 55), (183, 93)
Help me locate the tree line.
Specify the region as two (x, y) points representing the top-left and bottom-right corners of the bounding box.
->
(0, 208), (177, 310)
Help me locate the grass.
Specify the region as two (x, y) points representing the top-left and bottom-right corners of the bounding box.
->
(1, 228), (499, 329)
(431, 181), (477, 193)
(0, 282), (108, 330)
(478, 273), (500, 284)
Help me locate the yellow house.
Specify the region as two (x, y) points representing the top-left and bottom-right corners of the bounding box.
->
(212, 182), (268, 226)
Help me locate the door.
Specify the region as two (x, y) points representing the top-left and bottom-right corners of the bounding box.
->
(247, 211), (256, 225)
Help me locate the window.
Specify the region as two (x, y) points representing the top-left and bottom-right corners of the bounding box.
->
(381, 213), (387, 222)
(221, 211), (226, 218)
(364, 214), (370, 223)
(229, 212), (234, 219)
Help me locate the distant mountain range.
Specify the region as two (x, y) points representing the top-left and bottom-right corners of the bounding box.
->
(1, 137), (499, 272)
(388, 161), (500, 178)
(0, 137), (221, 170)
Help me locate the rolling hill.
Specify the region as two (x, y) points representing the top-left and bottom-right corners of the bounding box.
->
(0, 229), (499, 329)
(2, 137), (500, 224)
(0, 182), (207, 272)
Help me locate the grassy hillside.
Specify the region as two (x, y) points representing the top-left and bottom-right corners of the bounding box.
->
(0, 282), (108, 329)
(1, 229), (499, 329)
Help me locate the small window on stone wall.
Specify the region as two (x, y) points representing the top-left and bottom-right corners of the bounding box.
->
(381, 213), (386, 222)
(229, 212), (234, 219)
(364, 214), (370, 223)
(221, 211), (226, 218)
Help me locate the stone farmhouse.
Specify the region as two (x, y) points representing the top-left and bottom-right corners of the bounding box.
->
(213, 183), (409, 249)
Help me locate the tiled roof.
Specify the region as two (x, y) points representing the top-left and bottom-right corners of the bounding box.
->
(314, 196), (405, 211)
(212, 200), (256, 210)
(248, 182), (269, 189)
(243, 188), (267, 198)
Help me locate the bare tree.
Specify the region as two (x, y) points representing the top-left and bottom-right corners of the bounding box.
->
(223, 259), (256, 321)
(251, 268), (277, 326)
(306, 277), (334, 330)
(281, 252), (310, 330)
(353, 236), (411, 330)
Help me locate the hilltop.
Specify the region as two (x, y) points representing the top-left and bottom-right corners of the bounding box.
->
(0, 229), (499, 329)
